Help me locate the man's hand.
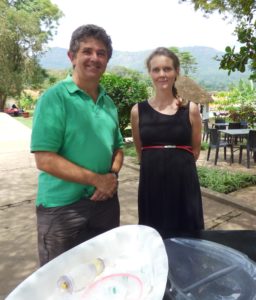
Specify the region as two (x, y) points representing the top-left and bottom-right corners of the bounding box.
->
(90, 173), (118, 201)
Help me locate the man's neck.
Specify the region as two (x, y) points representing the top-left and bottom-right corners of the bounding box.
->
(72, 73), (99, 102)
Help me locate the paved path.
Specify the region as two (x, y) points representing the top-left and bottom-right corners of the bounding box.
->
(1, 112), (256, 299)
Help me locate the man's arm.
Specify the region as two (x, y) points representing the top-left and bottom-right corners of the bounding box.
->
(34, 151), (118, 201)
(110, 148), (124, 174)
(90, 148), (123, 201)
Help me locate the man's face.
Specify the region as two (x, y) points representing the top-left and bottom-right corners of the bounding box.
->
(68, 37), (109, 82)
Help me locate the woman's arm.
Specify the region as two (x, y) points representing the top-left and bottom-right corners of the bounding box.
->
(189, 102), (202, 161)
(130, 104), (142, 163)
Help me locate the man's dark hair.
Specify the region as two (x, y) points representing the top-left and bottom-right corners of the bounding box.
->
(69, 24), (113, 60)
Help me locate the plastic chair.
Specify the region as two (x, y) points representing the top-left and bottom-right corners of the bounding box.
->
(214, 118), (226, 130)
(240, 121), (248, 129)
(202, 119), (210, 142)
(239, 130), (256, 168)
(207, 128), (234, 165)
(228, 122), (241, 129)
(227, 122), (242, 143)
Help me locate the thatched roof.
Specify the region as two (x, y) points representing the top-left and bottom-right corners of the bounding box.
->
(175, 76), (213, 104)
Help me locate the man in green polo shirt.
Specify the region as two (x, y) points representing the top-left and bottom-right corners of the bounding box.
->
(31, 24), (124, 266)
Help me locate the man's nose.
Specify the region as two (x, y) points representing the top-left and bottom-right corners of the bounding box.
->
(90, 51), (98, 60)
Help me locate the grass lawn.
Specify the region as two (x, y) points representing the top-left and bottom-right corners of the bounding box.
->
(15, 116), (33, 128)
(197, 166), (256, 194)
(15, 110), (34, 128)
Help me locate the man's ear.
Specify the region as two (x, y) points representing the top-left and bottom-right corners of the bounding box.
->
(67, 51), (76, 68)
(67, 51), (73, 61)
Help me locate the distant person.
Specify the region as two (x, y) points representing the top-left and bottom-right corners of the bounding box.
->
(31, 24), (124, 266)
(11, 104), (19, 116)
(131, 47), (204, 238)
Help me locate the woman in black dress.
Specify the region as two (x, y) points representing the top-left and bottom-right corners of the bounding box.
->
(130, 47), (204, 238)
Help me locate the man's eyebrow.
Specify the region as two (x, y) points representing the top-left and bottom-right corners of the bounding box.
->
(81, 47), (107, 52)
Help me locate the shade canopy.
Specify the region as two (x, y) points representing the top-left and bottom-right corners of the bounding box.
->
(175, 76), (213, 104)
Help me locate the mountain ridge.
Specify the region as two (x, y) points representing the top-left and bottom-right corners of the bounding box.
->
(40, 46), (250, 90)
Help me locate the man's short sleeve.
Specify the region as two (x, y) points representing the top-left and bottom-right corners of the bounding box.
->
(31, 87), (66, 153)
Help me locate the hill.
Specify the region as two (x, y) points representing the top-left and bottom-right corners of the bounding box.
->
(39, 46), (251, 90)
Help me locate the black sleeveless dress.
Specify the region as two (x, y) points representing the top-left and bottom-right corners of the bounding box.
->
(138, 100), (204, 238)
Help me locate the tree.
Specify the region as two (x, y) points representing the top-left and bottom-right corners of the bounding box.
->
(101, 73), (149, 137)
(0, 0), (63, 110)
(180, 0), (256, 80)
(108, 66), (142, 80)
(169, 47), (198, 76)
(214, 80), (256, 127)
(180, 51), (198, 76)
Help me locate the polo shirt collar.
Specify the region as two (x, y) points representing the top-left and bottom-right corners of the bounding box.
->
(63, 75), (106, 101)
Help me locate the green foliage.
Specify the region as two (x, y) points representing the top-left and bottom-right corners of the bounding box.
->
(169, 47), (197, 76)
(180, 51), (198, 76)
(214, 80), (256, 126)
(43, 69), (70, 89)
(0, 0), (63, 110)
(240, 105), (256, 128)
(18, 92), (34, 110)
(108, 66), (142, 80)
(16, 115), (33, 128)
(123, 142), (137, 157)
(101, 73), (148, 136)
(227, 80), (256, 106)
(201, 141), (209, 150)
(214, 80), (256, 105)
(197, 166), (256, 194)
(180, 0), (256, 80)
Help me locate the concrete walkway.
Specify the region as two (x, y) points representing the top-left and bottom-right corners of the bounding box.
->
(0, 112), (256, 299)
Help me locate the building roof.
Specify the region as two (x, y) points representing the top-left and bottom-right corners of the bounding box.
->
(175, 76), (213, 104)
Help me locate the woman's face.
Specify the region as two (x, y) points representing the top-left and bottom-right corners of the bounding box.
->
(148, 55), (179, 91)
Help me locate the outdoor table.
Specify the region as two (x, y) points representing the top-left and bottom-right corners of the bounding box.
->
(219, 128), (250, 143)
(219, 128), (250, 136)
(219, 129), (250, 163)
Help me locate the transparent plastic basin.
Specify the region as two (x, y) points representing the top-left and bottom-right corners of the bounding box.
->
(164, 238), (256, 300)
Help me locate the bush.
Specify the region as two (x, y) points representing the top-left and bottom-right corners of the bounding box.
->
(201, 141), (209, 150)
(197, 166), (256, 194)
(18, 92), (35, 110)
(101, 73), (148, 137)
(123, 142), (137, 157)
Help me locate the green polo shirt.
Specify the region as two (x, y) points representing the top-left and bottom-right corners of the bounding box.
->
(31, 75), (123, 207)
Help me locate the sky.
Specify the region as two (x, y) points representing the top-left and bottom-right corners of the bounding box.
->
(49, 0), (238, 52)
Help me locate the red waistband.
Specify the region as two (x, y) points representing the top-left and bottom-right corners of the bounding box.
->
(141, 145), (193, 154)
